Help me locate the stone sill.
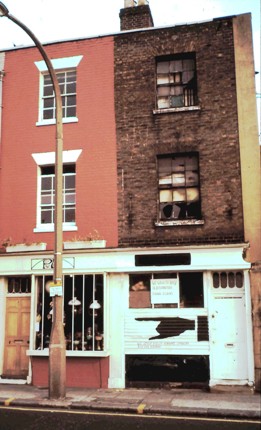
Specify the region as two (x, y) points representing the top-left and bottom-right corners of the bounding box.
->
(153, 106), (201, 114)
(155, 220), (205, 227)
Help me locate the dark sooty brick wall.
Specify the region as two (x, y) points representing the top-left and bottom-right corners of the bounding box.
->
(114, 17), (244, 247)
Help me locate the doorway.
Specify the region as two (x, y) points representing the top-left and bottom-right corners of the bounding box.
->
(3, 297), (30, 379)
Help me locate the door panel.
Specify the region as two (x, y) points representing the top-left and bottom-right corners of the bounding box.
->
(3, 297), (30, 378)
(211, 295), (248, 380)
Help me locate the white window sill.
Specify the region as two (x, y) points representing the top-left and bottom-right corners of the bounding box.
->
(27, 349), (109, 357)
(34, 224), (78, 233)
(153, 106), (201, 114)
(155, 219), (205, 227)
(36, 117), (79, 126)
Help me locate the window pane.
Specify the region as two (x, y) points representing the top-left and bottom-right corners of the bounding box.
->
(172, 173), (185, 186)
(221, 272), (227, 288)
(186, 187), (199, 202)
(170, 95), (183, 107)
(67, 95), (76, 106)
(43, 109), (54, 120)
(179, 272), (204, 308)
(173, 189), (186, 202)
(64, 193), (75, 204)
(157, 97), (170, 109)
(41, 209), (52, 224)
(170, 60), (182, 72)
(157, 87), (171, 96)
(64, 208), (75, 222)
(66, 83), (76, 94)
(157, 61), (169, 73)
(64, 174), (75, 189)
(43, 85), (54, 97)
(236, 272), (243, 288)
(66, 106), (76, 117)
(41, 176), (52, 191)
(129, 274), (151, 308)
(213, 272), (220, 288)
(186, 171), (198, 186)
(159, 189), (172, 203)
(157, 74), (170, 85)
(172, 157), (185, 172)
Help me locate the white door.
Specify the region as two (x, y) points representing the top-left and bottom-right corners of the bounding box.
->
(210, 295), (248, 380)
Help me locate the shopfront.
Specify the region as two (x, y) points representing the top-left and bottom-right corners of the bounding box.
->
(0, 244), (255, 389)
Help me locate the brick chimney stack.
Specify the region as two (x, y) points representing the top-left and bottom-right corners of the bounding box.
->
(120, 0), (154, 31)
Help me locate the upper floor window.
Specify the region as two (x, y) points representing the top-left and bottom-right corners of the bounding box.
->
(158, 153), (201, 221)
(35, 55), (83, 125)
(32, 149), (82, 232)
(40, 164), (76, 226)
(42, 70), (76, 121)
(156, 53), (197, 109)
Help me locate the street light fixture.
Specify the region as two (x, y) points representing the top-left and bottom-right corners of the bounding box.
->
(0, 2), (66, 399)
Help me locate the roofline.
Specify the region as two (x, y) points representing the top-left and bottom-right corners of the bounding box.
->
(0, 12), (250, 53)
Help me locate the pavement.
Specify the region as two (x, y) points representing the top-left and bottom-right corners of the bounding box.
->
(0, 383), (260, 420)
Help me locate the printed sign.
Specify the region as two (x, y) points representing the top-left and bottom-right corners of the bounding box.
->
(150, 278), (179, 304)
(49, 281), (63, 297)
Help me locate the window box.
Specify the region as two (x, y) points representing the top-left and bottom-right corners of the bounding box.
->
(63, 240), (106, 250)
(6, 243), (47, 253)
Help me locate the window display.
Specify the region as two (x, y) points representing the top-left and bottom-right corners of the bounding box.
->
(35, 274), (104, 352)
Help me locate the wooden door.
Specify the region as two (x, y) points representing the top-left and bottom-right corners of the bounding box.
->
(3, 297), (30, 378)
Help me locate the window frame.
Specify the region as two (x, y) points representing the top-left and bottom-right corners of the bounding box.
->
(32, 150), (82, 233)
(155, 52), (199, 113)
(35, 55), (83, 126)
(156, 152), (203, 225)
(129, 272), (205, 309)
(33, 273), (108, 356)
(39, 164), (76, 227)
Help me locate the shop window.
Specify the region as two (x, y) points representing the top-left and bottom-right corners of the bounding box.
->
(129, 272), (203, 308)
(156, 53), (198, 110)
(212, 271), (244, 289)
(35, 274), (104, 352)
(157, 153), (201, 221)
(7, 277), (31, 294)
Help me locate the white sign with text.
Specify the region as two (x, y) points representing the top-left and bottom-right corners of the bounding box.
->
(150, 278), (179, 304)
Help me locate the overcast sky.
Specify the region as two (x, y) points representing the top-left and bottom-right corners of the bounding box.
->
(0, 0), (260, 122)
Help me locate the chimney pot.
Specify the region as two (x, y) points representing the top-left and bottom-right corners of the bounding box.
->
(124, 0), (136, 7)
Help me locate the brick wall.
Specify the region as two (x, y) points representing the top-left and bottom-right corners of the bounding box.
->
(114, 18), (244, 247)
(0, 37), (118, 249)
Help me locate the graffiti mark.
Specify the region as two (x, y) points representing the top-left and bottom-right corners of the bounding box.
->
(136, 317), (195, 340)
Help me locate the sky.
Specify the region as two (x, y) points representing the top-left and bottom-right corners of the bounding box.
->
(0, 0), (260, 125)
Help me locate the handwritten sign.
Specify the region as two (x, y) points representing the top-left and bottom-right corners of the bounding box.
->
(150, 278), (179, 304)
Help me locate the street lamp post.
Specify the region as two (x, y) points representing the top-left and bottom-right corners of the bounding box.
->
(0, 2), (66, 399)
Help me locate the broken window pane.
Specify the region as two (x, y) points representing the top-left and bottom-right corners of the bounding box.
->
(157, 153), (201, 221)
(156, 54), (197, 109)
